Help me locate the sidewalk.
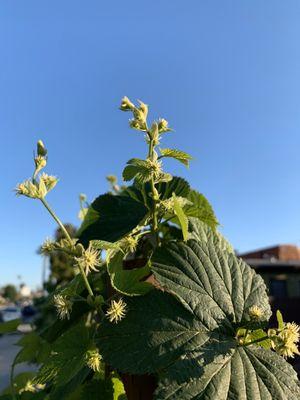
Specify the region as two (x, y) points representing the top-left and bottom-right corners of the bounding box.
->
(0, 333), (36, 392)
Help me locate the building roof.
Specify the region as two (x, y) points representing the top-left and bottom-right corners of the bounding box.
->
(240, 244), (300, 262)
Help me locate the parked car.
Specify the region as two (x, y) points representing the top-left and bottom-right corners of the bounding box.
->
(1, 306), (21, 322)
(21, 305), (36, 320)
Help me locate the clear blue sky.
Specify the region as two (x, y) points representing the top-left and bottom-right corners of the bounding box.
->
(1, 1), (300, 288)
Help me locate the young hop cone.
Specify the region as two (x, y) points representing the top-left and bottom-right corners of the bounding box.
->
(106, 298), (127, 324)
(248, 305), (263, 320)
(53, 294), (73, 320)
(74, 244), (101, 275)
(86, 349), (102, 372)
(268, 321), (300, 358)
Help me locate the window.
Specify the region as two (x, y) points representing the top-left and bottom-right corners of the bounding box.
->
(269, 279), (287, 298)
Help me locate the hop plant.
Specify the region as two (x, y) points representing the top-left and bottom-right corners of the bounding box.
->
(12, 99), (300, 400)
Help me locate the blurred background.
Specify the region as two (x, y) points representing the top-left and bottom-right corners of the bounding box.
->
(1, 0), (300, 380)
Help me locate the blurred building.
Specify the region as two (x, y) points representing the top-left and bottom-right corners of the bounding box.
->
(240, 244), (300, 323)
(19, 284), (31, 298)
(240, 244), (300, 372)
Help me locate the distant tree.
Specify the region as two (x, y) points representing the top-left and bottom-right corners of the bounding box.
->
(45, 223), (77, 287)
(2, 284), (18, 302)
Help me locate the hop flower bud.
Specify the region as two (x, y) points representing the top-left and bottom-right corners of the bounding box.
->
(129, 118), (147, 131)
(121, 235), (138, 253)
(106, 175), (117, 185)
(268, 328), (277, 338)
(285, 322), (300, 342)
(15, 179), (40, 199)
(41, 238), (56, 254)
(74, 244), (101, 275)
(120, 96), (135, 111)
(86, 348), (102, 372)
(248, 305), (263, 320)
(137, 100), (148, 119)
(53, 294), (73, 320)
(106, 298), (127, 324)
(268, 322), (300, 358)
(34, 155), (47, 175)
(40, 173), (58, 192)
(37, 140), (47, 157)
(79, 193), (87, 202)
(158, 118), (171, 133)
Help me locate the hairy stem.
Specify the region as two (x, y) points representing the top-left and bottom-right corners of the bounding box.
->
(147, 134), (159, 237)
(40, 197), (73, 242)
(40, 197), (94, 298)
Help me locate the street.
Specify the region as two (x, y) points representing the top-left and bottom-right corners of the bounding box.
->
(0, 333), (36, 392)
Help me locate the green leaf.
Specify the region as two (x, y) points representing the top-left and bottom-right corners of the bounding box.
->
(248, 329), (272, 350)
(160, 148), (192, 167)
(107, 252), (153, 296)
(33, 323), (91, 387)
(276, 309), (284, 330)
(40, 300), (90, 343)
(172, 193), (188, 241)
(14, 332), (51, 366)
(123, 158), (152, 184)
(188, 217), (234, 253)
(77, 194), (148, 247)
(1, 371), (36, 394)
(0, 318), (20, 333)
(122, 176), (190, 210)
(98, 289), (204, 374)
(155, 345), (300, 400)
(184, 189), (219, 230)
(48, 367), (90, 400)
(152, 239), (271, 328)
(122, 165), (140, 182)
(99, 228), (299, 399)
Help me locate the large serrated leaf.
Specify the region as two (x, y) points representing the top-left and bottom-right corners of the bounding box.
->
(152, 238), (271, 329)
(77, 194), (148, 246)
(98, 224), (300, 399)
(155, 344), (300, 399)
(188, 217), (234, 253)
(98, 289), (208, 374)
(184, 189), (219, 230)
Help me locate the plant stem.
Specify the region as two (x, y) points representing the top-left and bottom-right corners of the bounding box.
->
(40, 197), (72, 242)
(40, 197), (94, 298)
(10, 362), (16, 400)
(77, 263), (94, 298)
(147, 134), (159, 236)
